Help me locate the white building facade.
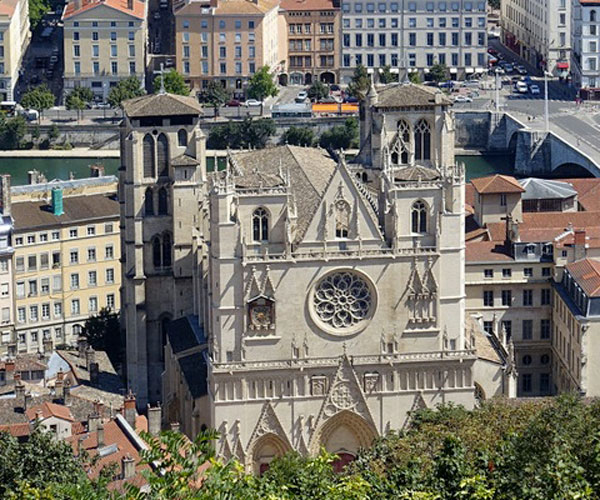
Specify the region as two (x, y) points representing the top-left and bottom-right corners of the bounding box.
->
(501, 0), (571, 75)
(340, 0), (488, 82)
(571, 0), (600, 98)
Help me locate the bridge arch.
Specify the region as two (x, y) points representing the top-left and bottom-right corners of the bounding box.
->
(552, 162), (593, 178)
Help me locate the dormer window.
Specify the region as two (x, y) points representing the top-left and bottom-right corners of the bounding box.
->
(252, 208), (269, 242)
(525, 244), (535, 255)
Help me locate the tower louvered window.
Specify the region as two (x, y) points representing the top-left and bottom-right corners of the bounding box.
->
(143, 134), (155, 178)
(157, 133), (169, 177)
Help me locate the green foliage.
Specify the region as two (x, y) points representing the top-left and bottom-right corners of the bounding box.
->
(28, 0), (50, 30)
(379, 65), (398, 84)
(82, 308), (122, 367)
(207, 117), (275, 149)
(347, 65), (370, 100)
(430, 63), (449, 83)
(204, 81), (230, 108)
(0, 427), (86, 497)
(319, 118), (358, 150)
(281, 126), (315, 146)
(107, 76), (145, 108)
(409, 71), (423, 84)
(48, 124), (59, 142)
(20, 85), (55, 116)
(0, 115), (27, 149)
(488, 0), (500, 8)
(307, 80), (329, 101)
(153, 69), (190, 96)
(247, 66), (279, 101)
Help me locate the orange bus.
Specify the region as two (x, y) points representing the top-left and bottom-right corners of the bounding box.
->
(312, 103), (359, 114)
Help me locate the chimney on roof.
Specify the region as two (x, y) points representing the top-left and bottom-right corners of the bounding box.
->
(23, 392), (32, 411)
(43, 338), (53, 358)
(77, 336), (88, 360)
(85, 346), (96, 372)
(574, 230), (587, 261)
(169, 421), (180, 432)
(93, 399), (103, 416)
(64, 380), (71, 406)
(127, 0), (133, 9)
(0, 174), (11, 216)
(88, 413), (101, 432)
(89, 362), (99, 386)
(97, 421), (105, 447)
(123, 391), (137, 429)
(54, 377), (64, 403)
(14, 380), (24, 410)
(147, 404), (162, 436)
(122, 454), (136, 480)
(5, 359), (14, 383)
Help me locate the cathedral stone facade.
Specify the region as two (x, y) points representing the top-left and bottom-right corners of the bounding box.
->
(121, 85), (514, 471)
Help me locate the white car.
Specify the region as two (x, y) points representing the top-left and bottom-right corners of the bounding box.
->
(245, 99), (263, 107)
(515, 81), (529, 94)
(295, 91), (308, 103)
(454, 95), (473, 103)
(529, 84), (540, 95)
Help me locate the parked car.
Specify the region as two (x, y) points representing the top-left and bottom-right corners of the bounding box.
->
(165, 58), (174, 67)
(463, 79), (481, 88)
(344, 95), (359, 103)
(245, 99), (263, 107)
(295, 91), (308, 103)
(439, 81), (455, 88)
(529, 84), (540, 95)
(226, 99), (242, 107)
(504, 63), (514, 73)
(454, 95), (473, 103)
(516, 65), (528, 75)
(20, 109), (39, 121)
(329, 84), (343, 97)
(488, 48), (498, 56)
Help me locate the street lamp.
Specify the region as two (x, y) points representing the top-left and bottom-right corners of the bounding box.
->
(495, 68), (501, 113)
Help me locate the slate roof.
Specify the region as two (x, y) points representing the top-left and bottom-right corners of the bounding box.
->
(393, 165), (440, 181)
(231, 145), (337, 243)
(178, 351), (208, 399)
(63, 0), (145, 19)
(166, 315), (205, 355)
(471, 174), (525, 194)
(374, 83), (453, 108)
(566, 259), (600, 297)
(11, 194), (119, 231)
(0, 354), (47, 372)
(122, 93), (204, 118)
(519, 178), (577, 200)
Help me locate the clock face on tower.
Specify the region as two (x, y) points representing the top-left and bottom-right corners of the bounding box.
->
(248, 298), (274, 330)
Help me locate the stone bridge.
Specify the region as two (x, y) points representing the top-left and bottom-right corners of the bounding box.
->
(455, 110), (600, 177)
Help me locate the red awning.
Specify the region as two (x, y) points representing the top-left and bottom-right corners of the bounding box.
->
(556, 62), (569, 69)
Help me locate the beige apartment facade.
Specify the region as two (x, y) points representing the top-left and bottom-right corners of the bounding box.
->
(280, 0), (341, 85)
(0, 177), (121, 355)
(0, 0), (30, 101)
(0, 176), (14, 353)
(174, 0), (286, 97)
(62, 0), (147, 102)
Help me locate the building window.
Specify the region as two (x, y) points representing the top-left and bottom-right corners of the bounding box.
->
(70, 250), (79, 264)
(143, 134), (156, 178)
(483, 290), (494, 307)
(521, 373), (532, 392)
(178, 129), (187, 147)
(158, 187), (168, 215)
(335, 200), (350, 238)
(524, 267), (533, 277)
(502, 268), (511, 278)
(88, 270), (97, 286)
(411, 200), (427, 233)
(540, 319), (551, 339)
(28, 255), (37, 271)
(484, 269), (493, 278)
(69, 229), (78, 238)
(89, 296), (98, 313)
(106, 268), (115, 284)
(523, 289), (533, 306)
(522, 354), (532, 365)
(41, 278), (49, 295)
(105, 245), (114, 259)
(42, 304), (50, 320)
(522, 319), (533, 340)
(70, 273), (79, 290)
(71, 299), (80, 315)
(252, 208), (269, 242)
(541, 353), (550, 364)
(145, 187), (154, 216)
(501, 289), (512, 306)
(414, 119), (431, 161)
(54, 302), (62, 317)
(483, 321), (493, 334)
(28, 280), (37, 296)
(107, 294), (115, 309)
(542, 267), (551, 277)
(157, 133), (169, 177)
(30, 305), (38, 322)
(152, 233), (172, 269)
(541, 289), (551, 305)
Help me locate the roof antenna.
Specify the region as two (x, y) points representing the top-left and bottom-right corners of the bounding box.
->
(159, 63), (166, 95)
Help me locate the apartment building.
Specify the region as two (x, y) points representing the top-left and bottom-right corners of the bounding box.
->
(571, 0), (600, 99)
(501, 0), (570, 75)
(340, 0), (487, 82)
(465, 175), (600, 397)
(552, 259), (600, 396)
(280, 0), (341, 85)
(174, 0), (287, 96)
(0, 0), (30, 100)
(0, 176), (121, 355)
(62, 0), (147, 102)
(0, 176), (13, 354)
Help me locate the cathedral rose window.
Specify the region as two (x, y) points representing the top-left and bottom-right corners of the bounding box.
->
(312, 271), (374, 333)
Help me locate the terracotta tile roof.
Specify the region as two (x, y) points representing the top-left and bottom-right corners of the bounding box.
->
(0, 423), (31, 437)
(465, 241), (512, 262)
(561, 178), (600, 211)
(566, 259), (600, 297)
(214, 0), (278, 14)
(281, 0), (338, 11)
(471, 174), (525, 194)
(0, 0), (20, 17)
(26, 402), (75, 422)
(465, 182), (475, 209)
(12, 194), (119, 231)
(0, 354), (47, 372)
(374, 83), (453, 108)
(122, 93), (204, 118)
(63, 0), (145, 19)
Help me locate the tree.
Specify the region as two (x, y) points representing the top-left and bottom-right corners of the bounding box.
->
(65, 87), (93, 121)
(281, 126), (315, 146)
(429, 63), (448, 83)
(347, 65), (370, 100)
(0, 115), (27, 149)
(307, 80), (329, 101)
(107, 76), (145, 108)
(488, 0), (500, 8)
(319, 118), (358, 150)
(153, 69), (190, 96)
(48, 124), (60, 143)
(20, 85), (55, 121)
(82, 308), (123, 367)
(207, 118), (275, 150)
(409, 71), (423, 84)
(29, 0), (50, 30)
(379, 65), (398, 84)
(204, 81), (230, 118)
(247, 66), (279, 101)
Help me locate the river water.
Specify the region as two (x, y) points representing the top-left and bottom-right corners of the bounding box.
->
(0, 154), (511, 186)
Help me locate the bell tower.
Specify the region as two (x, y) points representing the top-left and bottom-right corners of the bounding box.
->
(120, 93), (207, 406)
